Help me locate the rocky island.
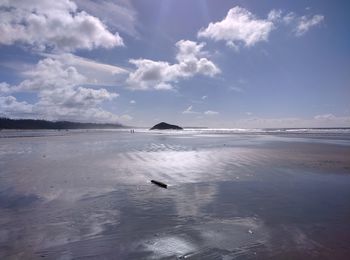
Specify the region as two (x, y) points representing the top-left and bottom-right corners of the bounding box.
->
(150, 122), (183, 130)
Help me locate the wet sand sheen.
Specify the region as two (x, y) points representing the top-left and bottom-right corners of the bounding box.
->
(0, 130), (350, 259)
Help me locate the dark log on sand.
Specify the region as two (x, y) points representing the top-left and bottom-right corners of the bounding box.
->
(151, 180), (167, 189)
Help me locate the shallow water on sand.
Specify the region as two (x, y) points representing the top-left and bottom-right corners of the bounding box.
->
(0, 130), (350, 259)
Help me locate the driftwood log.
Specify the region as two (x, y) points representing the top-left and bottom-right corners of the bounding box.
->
(151, 180), (167, 189)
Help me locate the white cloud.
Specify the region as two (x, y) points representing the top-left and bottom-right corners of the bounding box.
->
(0, 96), (33, 118)
(283, 12), (297, 24)
(45, 53), (127, 75)
(0, 57), (120, 123)
(198, 6), (275, 48)
(267, 9), (282, 22)
(0, 0), (127, 123)
(198, 6), (325, 48)
(154, 82), (173, 90)
(120, 114), (133, 121)
(17, 58), (85, 92)
(0, 82), (11, 94)
(0, 0), (124, 52)
(130, 100), (136, 104)
(182, 106), (219, 116)
(0, 60), (35, 73)
(235, 117), (301, 128)
(314, 113), (336, 120)
(201, 95), (207, 100)
(175, 40), (207, 61)
(204, 110), (219, 115)
(45, 87), (118, 109)
(127, 59), (173, 90)
(295, 15), (324, 36)
(127, 40), (220, 90)
(33, 104), (120, 123)
(42, 53), (128, 86)
(229, 86), (243, 92)
(75, 0), (139, 37)
(312, 114), (350, 127)
(182, 105), (198, 114)
(234, 114), (350, 128)
(275, 11), (324, 36)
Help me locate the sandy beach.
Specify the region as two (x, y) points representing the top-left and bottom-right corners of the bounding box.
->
(1, 129), (350, 259)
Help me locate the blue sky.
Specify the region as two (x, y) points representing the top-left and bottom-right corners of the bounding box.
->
(0, 0), (349, 127)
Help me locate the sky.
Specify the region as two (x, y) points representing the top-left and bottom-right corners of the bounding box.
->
(0, 0), (349, 128)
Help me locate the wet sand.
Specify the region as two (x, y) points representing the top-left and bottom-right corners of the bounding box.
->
(0, 130), (350, 259)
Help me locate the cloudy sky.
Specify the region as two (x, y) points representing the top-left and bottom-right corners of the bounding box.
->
(0, 0), (349, 127)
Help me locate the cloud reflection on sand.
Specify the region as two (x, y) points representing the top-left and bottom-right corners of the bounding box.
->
(143, 235), (197, 259)
(172, 184), (218, 217)
(1, 130), (350, 258)
(104, 147), (264, 186)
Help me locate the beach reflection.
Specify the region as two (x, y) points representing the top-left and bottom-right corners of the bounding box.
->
(172, 183), (217, 217)
(0, 130), (350, 259)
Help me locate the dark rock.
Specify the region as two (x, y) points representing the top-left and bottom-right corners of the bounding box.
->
(150, 122), (183, 130)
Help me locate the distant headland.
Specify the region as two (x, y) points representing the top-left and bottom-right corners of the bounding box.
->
(150, 122), (183, 130)
(0, 118), (124, 130)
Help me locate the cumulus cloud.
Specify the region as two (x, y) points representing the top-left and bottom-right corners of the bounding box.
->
(0, 96), (33, 118)
(39, 86), (117, 109)
(0, 0), (126, 123)
(295, 15), (324, 36)
(15, 58), (85, 92)
(0, 82), (11, 94)
(127, 40), (220, 90)
(0, 0), (124, 52)
(35, 105), (120, 123)
(198, 6), (325, 48)
(198, 6), (275, 48)
(127, 59), (172, 90)
(175, 40), (206, 61)
(0, 57), (120, 122)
